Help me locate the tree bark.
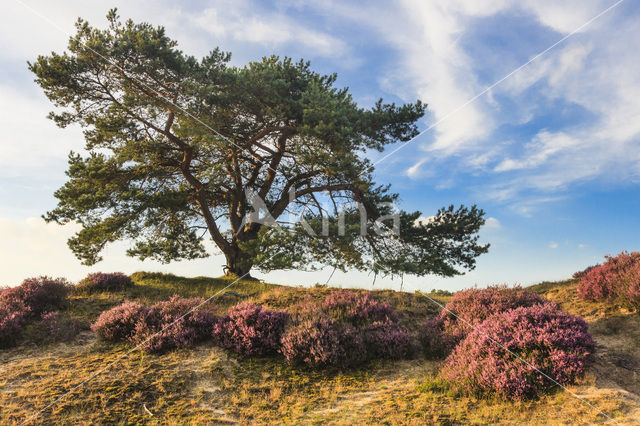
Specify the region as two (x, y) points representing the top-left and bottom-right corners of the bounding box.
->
(223, 245), (256, 280)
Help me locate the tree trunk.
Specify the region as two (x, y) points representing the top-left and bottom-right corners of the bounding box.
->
(223, 246), (256, 280)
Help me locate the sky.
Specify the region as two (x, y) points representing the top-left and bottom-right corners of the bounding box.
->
(1, 0), (640, 292)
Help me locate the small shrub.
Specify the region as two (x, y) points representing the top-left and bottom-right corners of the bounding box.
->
(0, 301), (27, 348)
(428, 289), (454, 297)
(281, 316), (365, 368)
(572, 264), (599, 279)
(1, 277), (70, 318)
(577, 251), (640, 310)
(77, 272), (133, 293)
(213, 302), (287, 356)
(440, 304), (595, 400)
(362, 320), (416, 360)
(31, 311), (83, 344)
(618, 270), (640, 311)
(419, 318), (459, 358)
(421, 285), (549, 356)
(322, 289), (398, 326)
(281, 290), (414, 367)
(131, 296), (217, 353)
(92, 301), (150, 342)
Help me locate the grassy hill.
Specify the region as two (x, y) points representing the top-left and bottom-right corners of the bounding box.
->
(1, 273), (639, 424)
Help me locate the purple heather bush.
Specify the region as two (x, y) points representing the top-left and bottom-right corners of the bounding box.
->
(362, 320), (416, 360)
(281, 289), (415, 367)
(131, 296), (217, 353)
(577, 251), (640, 311)
(420, 285), (549, 356)
(281, 316), (366, 368)
(440, 303), (595, 400)
(572, 264), (599, 280)
(213, 302), (287, 356)
(0, 300), (27, 348)
(1, 276), (70, 318)
(32, 311), (83, 344)
(77, 272), (133, 293)
(92, 301), (150, 342)
(322, 289), (399, 326)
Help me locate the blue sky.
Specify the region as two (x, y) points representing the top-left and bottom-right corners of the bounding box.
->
(1, 0), (639, 291)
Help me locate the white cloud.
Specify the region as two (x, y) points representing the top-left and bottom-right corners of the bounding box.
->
(191, 2), (348, 57)
(519, 0), (603, 34)
(406, 158), (428, 178)
(549, 241), (559, 249)
(384, 1), (494, 156)
(483, 217), (501, 229)
(494, 131), (580, 172)
(362, 0), (640, 203)
(316, 0), (618, 182)
(491, 15), (640, 195)
(0, 85), (85, 178)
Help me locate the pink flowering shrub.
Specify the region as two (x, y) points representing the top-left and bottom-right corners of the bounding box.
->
(212, 302), (287, 356)
(281, 316), (365, 368)
(419, 318), (459, 358)
(618, 265), (640, 311)
(0, 300), (28, 348)
(281, 290), (414, 367)
(577, 251), (640, 310)
(77, 272), (133, 293)
(1, 277), (70, 318)
(572, 265), (598, 279)
(92, 301), (150, 341)
(421, 285), (548, 356)
(322, 289), (398, 326)
(32, 311), (83, 343)
(362, 320), (416, 360)
(440, 304), (595, 400)
(131, 296), (217, 353)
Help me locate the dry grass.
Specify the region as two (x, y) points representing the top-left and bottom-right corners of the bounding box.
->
(0, 273), (639, 424)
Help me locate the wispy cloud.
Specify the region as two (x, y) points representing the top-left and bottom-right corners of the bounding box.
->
(352, 0), (638, 211)
(190, 1), (349, 57)
(484, 217), (501, 229)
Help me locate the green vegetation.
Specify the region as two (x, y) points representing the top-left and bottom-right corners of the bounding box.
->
(30, 10), (488, 279)
(1, 272), (639, 424)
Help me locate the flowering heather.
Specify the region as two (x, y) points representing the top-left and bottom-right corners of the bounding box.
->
(281, 316), (365, 368)
(0, 301), (27, 348)
(419, 318), (459, 358)
(213, 302), (287, 356)
(618, 264), (640, 311)
(321, 289), (399, 326)
(131, 296), (217, 353)
(572, 264), (599, 279)
(1, 277), (70, 318)
(33, 311), (83, 344)
(421, 285), (549, 356)
(362, 320), (416, 360)
(577, 251), (640, 310)
(441, 304), (595, 400)
(92, 301), (150, 342)
(77, 272), (133, 293)
(280, 289), (414, 367)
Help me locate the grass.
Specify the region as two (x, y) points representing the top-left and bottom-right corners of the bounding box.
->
(1, 272), (638, 424)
